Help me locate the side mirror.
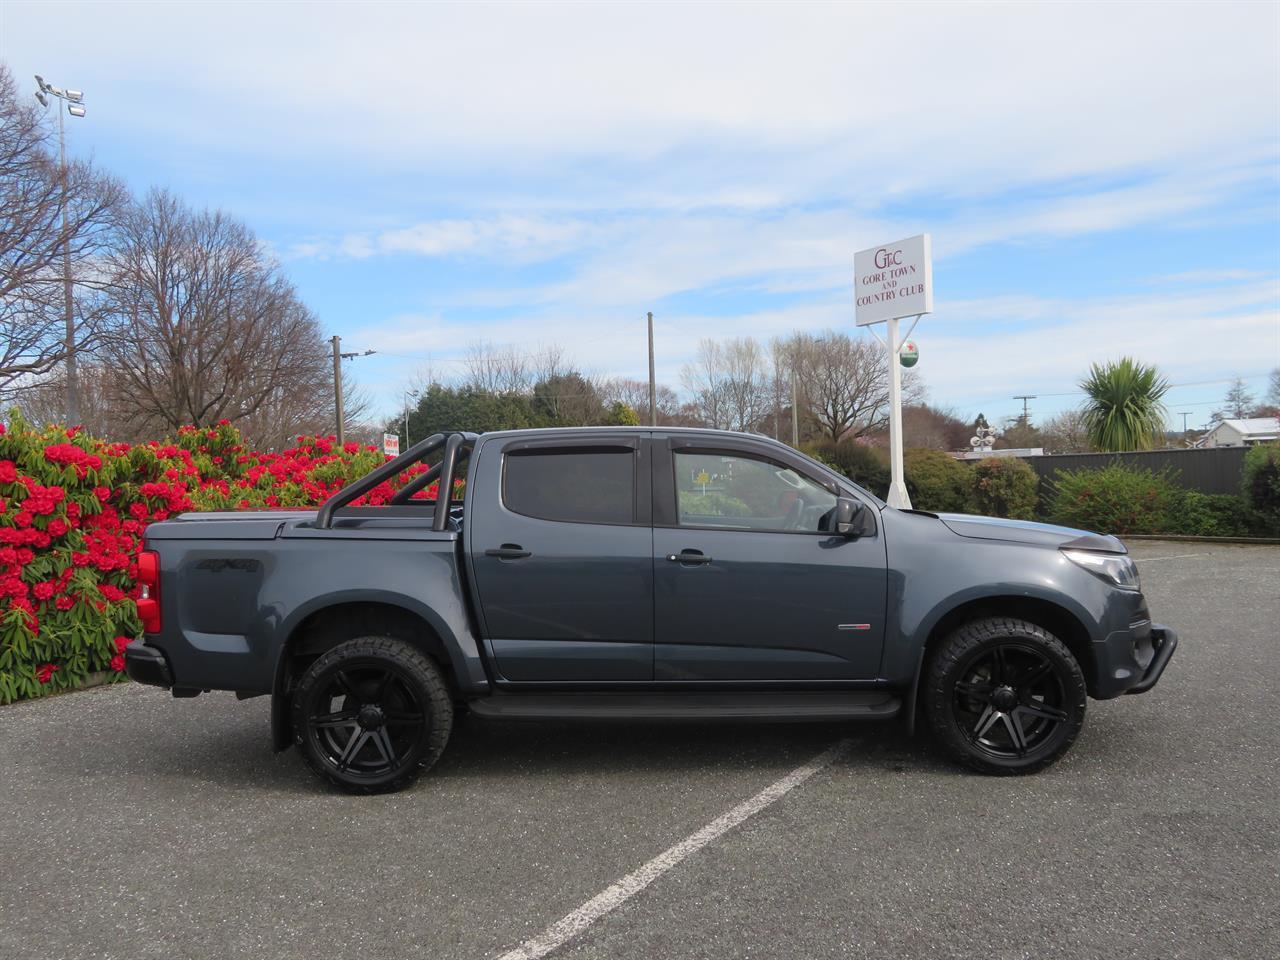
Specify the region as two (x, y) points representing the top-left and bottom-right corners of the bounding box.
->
(834, 497), (865, 537)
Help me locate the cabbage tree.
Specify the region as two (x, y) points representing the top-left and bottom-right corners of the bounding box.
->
(1080, 358), (1170, 452)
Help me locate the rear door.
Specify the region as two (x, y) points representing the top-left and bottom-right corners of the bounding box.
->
(652, 437), (887, 680)
(467, 434), (653, 681)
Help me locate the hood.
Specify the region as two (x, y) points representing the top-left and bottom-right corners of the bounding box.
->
(936, 513), (1126, 553)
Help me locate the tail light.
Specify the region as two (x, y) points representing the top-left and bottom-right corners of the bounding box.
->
(136, 550), (161, 633)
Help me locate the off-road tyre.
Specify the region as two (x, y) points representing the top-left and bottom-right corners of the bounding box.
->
(292, 635), (453, 793)
(923, 617), (1086, 775)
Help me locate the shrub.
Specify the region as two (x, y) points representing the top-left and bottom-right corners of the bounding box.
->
(1242, 442), (1280, 534)
(1046, 462), (1178, 535)
(0, 410), (431, 704)
(678, 492), (751, 518)
(903, 448), (969, 513)
(802, 441), (889, 499)
(1164, 491), (1253, 537)
(968, 457), (1038, 519)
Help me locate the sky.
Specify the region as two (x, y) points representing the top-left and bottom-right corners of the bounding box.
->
(3, 1), (1278, 432)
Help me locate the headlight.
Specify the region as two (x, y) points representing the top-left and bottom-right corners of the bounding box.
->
(1061, 549), (1140, 591)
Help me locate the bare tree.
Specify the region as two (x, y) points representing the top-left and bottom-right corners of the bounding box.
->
(464, 341), (523, 393)
(681, 339), (731, 429)
(598, 377), (687, 426)
(1039, 408), (1093, 454)
(99, 189), (332, 433)
(781, 330), (923, 442)
(0, 64), (125, 401)
(680, 337), (771, 432)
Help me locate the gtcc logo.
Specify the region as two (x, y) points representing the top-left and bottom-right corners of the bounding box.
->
(875, 247), (903, 269)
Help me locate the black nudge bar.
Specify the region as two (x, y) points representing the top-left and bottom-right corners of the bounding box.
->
(314, 431), (477, 531)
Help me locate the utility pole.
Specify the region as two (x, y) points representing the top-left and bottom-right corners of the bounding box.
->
(1179, 411), (1193, 446)
(329, 335), (377, 446)
(405, 389), (420, 447)
(34, 76), (86, 425)
(331, 336), (345, 446)
(1013, 394), (1036, 422)
(646, 312), (656, 426)
(790, 362), (799, 447)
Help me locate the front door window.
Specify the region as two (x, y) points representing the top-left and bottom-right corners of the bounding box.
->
(674, 451), (838, 533)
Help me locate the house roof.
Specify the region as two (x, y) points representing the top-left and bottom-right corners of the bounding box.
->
(1216, 417), (1280, 439)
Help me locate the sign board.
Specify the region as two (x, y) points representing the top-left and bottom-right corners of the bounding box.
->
(383, 433), (400, 457)
(854, 234), (933, 326)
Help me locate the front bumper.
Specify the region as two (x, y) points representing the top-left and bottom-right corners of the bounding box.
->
(124, 640), (172, 688)
(1124, 623), (1178, 695)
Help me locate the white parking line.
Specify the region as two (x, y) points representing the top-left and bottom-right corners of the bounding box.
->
(1132, 553), (1209, 563)
(495, 738), (851, 960)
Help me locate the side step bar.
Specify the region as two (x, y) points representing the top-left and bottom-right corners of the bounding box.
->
(468, 691), (901, 722)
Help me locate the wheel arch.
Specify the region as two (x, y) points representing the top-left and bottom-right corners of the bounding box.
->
(906, 593), (1099, 732)
(271, 594), (467, 751)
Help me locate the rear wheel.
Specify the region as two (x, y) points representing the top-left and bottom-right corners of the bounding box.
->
(923, 618), (1086, 775)
(292, 636), (452, 793)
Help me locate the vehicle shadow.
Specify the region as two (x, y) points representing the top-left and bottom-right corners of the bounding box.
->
(17, 687), (1086, 793)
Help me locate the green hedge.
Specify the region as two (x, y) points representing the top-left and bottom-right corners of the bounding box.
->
(802, 441), (889, 499)
(1046, 463), (1177, 535)
(969, 457), (1038, 520)
(904, 448), (970, 513)
(1242, 442), (1280, 535)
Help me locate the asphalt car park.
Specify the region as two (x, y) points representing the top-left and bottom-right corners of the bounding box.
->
(1, 541), (1276, 960)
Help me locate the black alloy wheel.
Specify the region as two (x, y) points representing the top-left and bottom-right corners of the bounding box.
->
(293, 636), (452, 793)
(924, 618), (1086, 775)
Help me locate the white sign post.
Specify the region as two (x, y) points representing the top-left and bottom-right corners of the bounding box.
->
(383, 433), (400, 457)
(854, 234), (933, 509)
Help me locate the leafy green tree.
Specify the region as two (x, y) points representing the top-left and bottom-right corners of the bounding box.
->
(607, 401), (641, 426)
(1079, 357), (1170, 452)
(532, 372), (604, 426)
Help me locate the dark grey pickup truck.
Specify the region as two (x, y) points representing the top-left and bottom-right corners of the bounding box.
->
(126, 427), (1176, 792)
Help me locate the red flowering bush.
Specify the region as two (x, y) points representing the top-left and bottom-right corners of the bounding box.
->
(0, 410), (437, 704)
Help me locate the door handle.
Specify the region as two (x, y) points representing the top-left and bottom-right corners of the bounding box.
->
(667, 551), (712, 565)
(485, 544), (531, 560)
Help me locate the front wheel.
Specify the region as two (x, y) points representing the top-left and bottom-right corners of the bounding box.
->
(923, 618), (1086, 775)
(292, 636), (453, 793)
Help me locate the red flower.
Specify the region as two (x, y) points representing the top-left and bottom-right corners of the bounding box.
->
(113, 636), (132, 654)
(0, 461), (17, 484)
(55, 595), (74, 611)
(110, 654), (126, 672)
(32, 582), (55, 601)
(35, 663), (57, 684)
(47, 518), (69, 537)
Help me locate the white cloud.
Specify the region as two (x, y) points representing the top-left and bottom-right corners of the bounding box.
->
(5, 1), (1276, 206)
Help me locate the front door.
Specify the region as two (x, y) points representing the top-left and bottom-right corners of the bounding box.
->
(468, 435), (653, 682)
(652, 439), (887, 680)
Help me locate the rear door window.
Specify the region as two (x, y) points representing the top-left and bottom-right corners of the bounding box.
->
(504, 448), (636, 525)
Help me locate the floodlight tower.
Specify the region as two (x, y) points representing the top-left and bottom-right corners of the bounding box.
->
(34, 75), (87, 426)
